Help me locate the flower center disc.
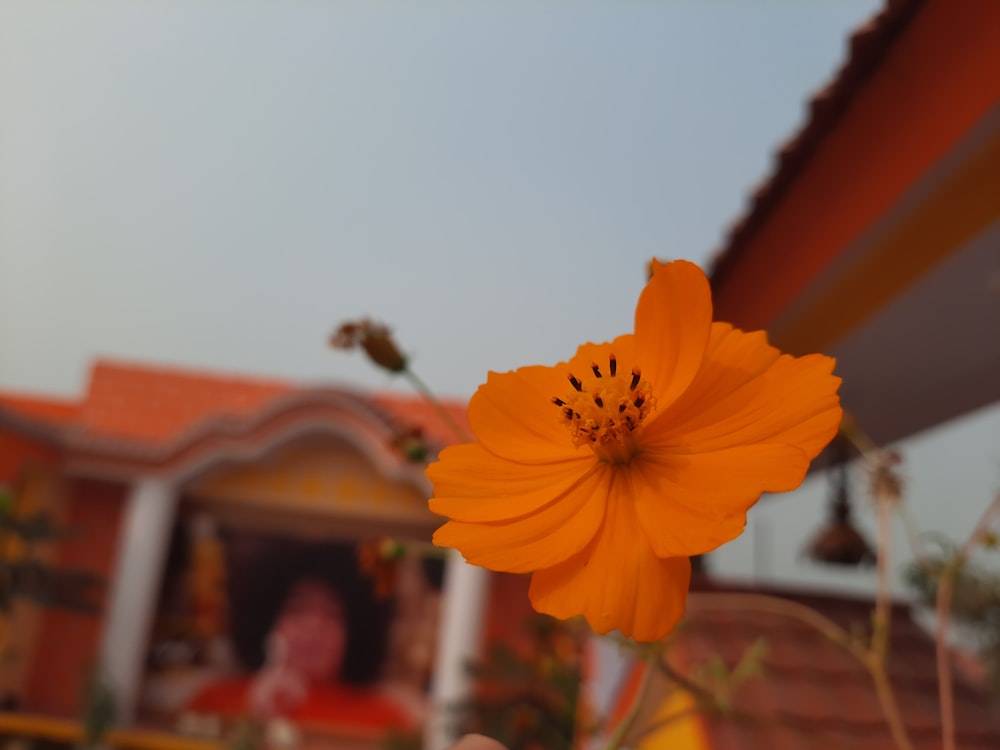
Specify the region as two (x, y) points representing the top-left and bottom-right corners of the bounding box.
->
(553, 355), (655, 464)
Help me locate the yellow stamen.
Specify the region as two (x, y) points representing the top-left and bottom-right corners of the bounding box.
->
(553, 354), (656, 463)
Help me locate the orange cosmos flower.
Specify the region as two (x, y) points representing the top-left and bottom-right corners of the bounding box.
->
(427, 260), (842, 641)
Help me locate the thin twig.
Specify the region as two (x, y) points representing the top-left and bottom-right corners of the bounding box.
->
(898, 504), (935, 576)
(687, 593), (862, 659)
(689, 590), (915, 750)
(872, 496), (893, 660)
(936, 490), (1000, 750)
(655, 659), (857, 750)
(402, 369), (472, 443)
(839, 421), (915, 750)
(867, 659), (913, 750)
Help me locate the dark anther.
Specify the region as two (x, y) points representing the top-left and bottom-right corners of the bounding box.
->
(552, 397), (566, 407)
(618, 403), (627, 413)
(634, 396), (645, 409)
(591, 363), (602, 378)
(630, 369), (641, 390)
(569, 374), (583, 392)
(609, 355), (617, 377)
(593, 396), (604, 408)
(563, 407), (576, 420)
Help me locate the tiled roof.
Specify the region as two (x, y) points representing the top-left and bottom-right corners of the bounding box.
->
(709, 0), (925, 286)
(79, 360), (294, 444)
(0, 359), (469, 451)
(0, 392), (81, 424)
(680, 582), (1000, 750)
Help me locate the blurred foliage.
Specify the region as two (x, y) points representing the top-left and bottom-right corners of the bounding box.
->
(225, 720), (264, 750)
(0, 485), (103, 614)
(80, 671), (117, 748)
(905, 540), (1000, 695)
(689, 638), (769, 714)
(382, 729), (423, 750)
(454, 615), (585, 750)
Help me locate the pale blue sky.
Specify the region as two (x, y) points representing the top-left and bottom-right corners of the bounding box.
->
(5, 0), (997, 595)
(0, 0), (882, 400)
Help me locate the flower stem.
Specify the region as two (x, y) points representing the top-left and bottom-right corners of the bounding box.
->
(401, 368), (472, 444)
(688, 593), (858, 656)
(865, 456), (914, 750)
(872, 493), (893, 661)
(603, 654), (656, 750)
(399, 538), (450, 560)
(867, 655), (914, 750)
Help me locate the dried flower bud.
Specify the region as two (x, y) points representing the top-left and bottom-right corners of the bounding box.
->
(870, 452), (904, 505)
(330, 319), (408, 373)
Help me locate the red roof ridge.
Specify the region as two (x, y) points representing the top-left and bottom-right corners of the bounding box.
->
(709, 0), (926, 285)
(0, 390), (82, 424)
(0, 359), (473, 462)
(88, 356), (296, 391)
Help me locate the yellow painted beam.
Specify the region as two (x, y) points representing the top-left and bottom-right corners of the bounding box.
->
(0, 713), (221, 750)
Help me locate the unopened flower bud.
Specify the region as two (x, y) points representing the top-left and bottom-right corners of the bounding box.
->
(330, 319), (408, 373)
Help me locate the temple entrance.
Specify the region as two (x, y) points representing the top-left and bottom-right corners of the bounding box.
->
(136, 433), (441, 748)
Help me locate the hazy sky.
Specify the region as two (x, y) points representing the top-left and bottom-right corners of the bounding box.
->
(5, 1), (997, 596)
(0, 0), (883, 400)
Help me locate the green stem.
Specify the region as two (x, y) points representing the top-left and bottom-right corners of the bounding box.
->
(399, 539), (450, 560)
(603, 654), (656, 750)
(401, 369), (472, 444)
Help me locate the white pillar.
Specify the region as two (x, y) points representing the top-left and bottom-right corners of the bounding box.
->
(423, 551), (490, 750)
(100, 477), (178, 723)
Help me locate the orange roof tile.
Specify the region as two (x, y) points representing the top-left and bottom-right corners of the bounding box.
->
(371, 391), (470, 448)
(0, 392), (81, 424)
(78, 360), (296, 443)
(0, 360), (470, 454)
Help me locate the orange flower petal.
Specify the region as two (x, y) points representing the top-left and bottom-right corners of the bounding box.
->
(528, 468), (690, 641)
(565, 335), (636, 377)
(633, 260), (713, 412)
(428, 443), (595, 523)
(647, 329), (842, 459)
(468, 366), (584, 464)
(432, 463), (611, 574)
(668, 322), (782, 414)
(629, 443), (811, 557)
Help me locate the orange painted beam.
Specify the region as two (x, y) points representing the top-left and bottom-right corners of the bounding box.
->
(712, 0), (1000, 335)
(775, 126), (1000, 353)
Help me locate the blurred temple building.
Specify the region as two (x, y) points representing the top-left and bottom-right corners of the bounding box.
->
(1, 0), (998, 749)
(0, 358), (497, 750)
